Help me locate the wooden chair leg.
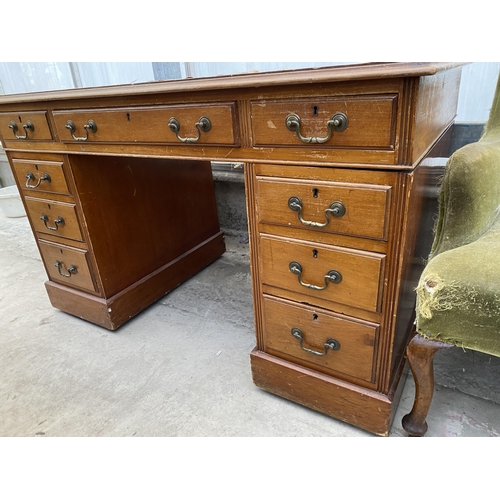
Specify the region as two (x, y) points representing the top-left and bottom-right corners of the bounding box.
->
(402, 333), (454, 436)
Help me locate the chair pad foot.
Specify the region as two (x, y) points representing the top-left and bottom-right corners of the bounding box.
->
(402, 412), (428, 437)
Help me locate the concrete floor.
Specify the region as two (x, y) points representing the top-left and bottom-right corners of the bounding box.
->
(2, 210), (500, 437)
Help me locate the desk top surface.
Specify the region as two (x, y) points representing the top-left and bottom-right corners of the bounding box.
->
(0, 62), (464, 105)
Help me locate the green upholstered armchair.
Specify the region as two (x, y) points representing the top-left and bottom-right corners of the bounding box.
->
(402, 73), (500, 436)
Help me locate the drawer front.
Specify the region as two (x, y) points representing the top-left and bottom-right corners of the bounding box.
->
(38, 241), (96, 292)
(251, 95), (397, 149)
(12, 159), (70, 195)
(0, 111), (53, 142)
(257, 176), (391, 240)
(25, 197), (83, 241)
(263, 295), (378, 383)
(260, 235), (385, 313)
(52, 103), (239, 145)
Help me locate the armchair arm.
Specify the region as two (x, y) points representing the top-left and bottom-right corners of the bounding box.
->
(416, 219), (500, 355)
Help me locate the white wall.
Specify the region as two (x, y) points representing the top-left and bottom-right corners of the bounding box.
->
(456, 62), (500, 122)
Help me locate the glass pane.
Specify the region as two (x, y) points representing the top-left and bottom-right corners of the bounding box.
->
(75, 62), (155, 88)
(0, 62), (74, 94)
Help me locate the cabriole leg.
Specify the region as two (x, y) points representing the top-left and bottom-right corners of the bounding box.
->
(402, 334), (453, 436)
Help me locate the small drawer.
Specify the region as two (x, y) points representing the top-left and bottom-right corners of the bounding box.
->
(256, 175), (391, 241)
(12, 159), (71, 195)
(251, 95), (397, 149)
(0, 111), (53, 142)
(260, 235), (385, 313)
(38, 240), (96, 293)
(52, 103), (239, 146)
(263, 295), (379, 384)
(25, 197), (83, 242)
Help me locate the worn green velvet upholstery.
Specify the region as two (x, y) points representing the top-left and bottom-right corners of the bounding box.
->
(415, 74), (500, 357)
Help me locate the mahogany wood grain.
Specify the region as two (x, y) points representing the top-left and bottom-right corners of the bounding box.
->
(258, 223), (388, 254)
(251, 349), (396, 436)
(260, 283), (382, 324)
(45, 232), (225, 330)
(68, 155), (222, 298)
(52, 103), (239, 146)
(253, 162), (399, 185)
(256, 175), (391, 240)
(0, 63), (464, 104)
(35, 232), (87, 250)
(0, 64), (465, 434)
(411, 68), (463, 165)
(0, 138), (401, 167)
(245, 163), (267, 351)
(45, 281), (112, 329)
(24, 197), (83, 242)
(0, 111), (53, 142)
(262, 295), (379, 386)
(12, 159), (70, 196)
(259, 234), (385, 313)
(387, 163), (432, 383)
(0, 65), (464, 169)
(251, 94), (397, 149)
(38, 240), (96, 293)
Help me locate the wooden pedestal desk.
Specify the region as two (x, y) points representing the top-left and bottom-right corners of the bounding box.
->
(0, 63), (464, 435)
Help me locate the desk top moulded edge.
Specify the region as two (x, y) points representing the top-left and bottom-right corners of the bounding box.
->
(0, 63), (467, 105)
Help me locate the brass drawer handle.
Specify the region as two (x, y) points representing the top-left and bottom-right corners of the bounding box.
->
(9, 120), (34, 140)
(291, 327), (341, 356)
(25, 172), (51, 189)
(289, 261), (342, 290)
(288, 196), (345, 227)
(65, 119), (97, 141)
(40, 213), (65, 231)
(285, 112), (348, 144)
(54, 260), (77, 278)
(168, 116), (211, 143)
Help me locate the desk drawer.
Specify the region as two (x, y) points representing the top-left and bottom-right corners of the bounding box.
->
(38, 240), (96, 293)
(12, 159), (70, 196)
(263, 295), (379, 384)
(0, 111), (53, 142)
(250, 95), (397, 149)
(256, 176), (391, 241)
(52, 103), (239, 146)
(260, 235), (385, 313)
(25, 197), (83, 242)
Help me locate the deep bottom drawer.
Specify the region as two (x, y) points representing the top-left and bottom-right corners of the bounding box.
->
(262, 294), (379, 384)
(38, 240), (96, 293)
